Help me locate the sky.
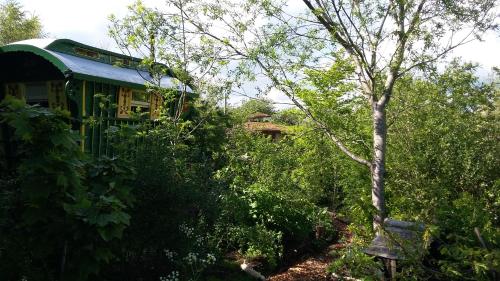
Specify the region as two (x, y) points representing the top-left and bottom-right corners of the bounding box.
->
(17, 0), (147, 51)
(16, 0), (500, 107)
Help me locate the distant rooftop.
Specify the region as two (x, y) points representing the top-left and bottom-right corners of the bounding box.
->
(247, 112), (272, 121)
(244, 121), (285, 133)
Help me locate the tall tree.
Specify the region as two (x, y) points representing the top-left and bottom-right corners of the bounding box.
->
(232, 98), (275, 121)
(108, 0), (232, 124)
(0, 0), (44, 45)
(176, 0), (498, 230)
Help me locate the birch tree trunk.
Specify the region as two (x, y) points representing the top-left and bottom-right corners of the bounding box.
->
(371, 102), (387, 230)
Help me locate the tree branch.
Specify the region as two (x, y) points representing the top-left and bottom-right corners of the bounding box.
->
(379, 0), (427, 107)
(302, 0), (375, 104)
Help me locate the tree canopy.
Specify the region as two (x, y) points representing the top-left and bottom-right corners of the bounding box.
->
(0, 0), (44, 45)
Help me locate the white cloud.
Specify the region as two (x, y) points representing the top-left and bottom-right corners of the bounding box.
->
(267, 88), (293, 110)
(18, 1), (499, 65)
(18, 0), (165, 50)
(449, 31), (500, 69)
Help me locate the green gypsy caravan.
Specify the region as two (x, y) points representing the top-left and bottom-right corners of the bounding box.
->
(0, 38), (193, 166)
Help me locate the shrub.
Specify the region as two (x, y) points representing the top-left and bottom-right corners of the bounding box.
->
(0, 98), (134, 280)
(101, 103), (229, 280)
(214, 129), (334, 267)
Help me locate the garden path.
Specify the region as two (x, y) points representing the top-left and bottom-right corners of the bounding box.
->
(267, 216), (351, 281)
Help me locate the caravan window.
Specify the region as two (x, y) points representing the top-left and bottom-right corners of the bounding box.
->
(25, 82), (49, 107)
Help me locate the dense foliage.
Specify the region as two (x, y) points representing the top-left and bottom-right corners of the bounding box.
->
(1, 62), (498, 281)
(0, 0), (44, 45)
(1, 0), (499, 274)
(101, 103), (230, 281)
(214, 127), (336, 268)
(0, 98), (134, 280)
(384, 63), (500, 280)
(231, 99), (276, 122)
(327, 63), (500, 280)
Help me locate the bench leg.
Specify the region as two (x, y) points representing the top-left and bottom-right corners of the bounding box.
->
(390, 259), (397, 280)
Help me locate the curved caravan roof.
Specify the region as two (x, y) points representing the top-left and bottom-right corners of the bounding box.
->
(0, 38), (193, 92)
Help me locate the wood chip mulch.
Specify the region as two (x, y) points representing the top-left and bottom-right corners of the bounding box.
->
(267, 216), (351, 281)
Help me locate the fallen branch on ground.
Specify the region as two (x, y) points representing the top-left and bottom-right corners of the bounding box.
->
(241, 260), (266, 280)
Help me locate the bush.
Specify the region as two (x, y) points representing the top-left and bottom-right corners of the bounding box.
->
(214, 128), (334, 267)
(101, 103), (229, 281)
(0, 98), (134, 280)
